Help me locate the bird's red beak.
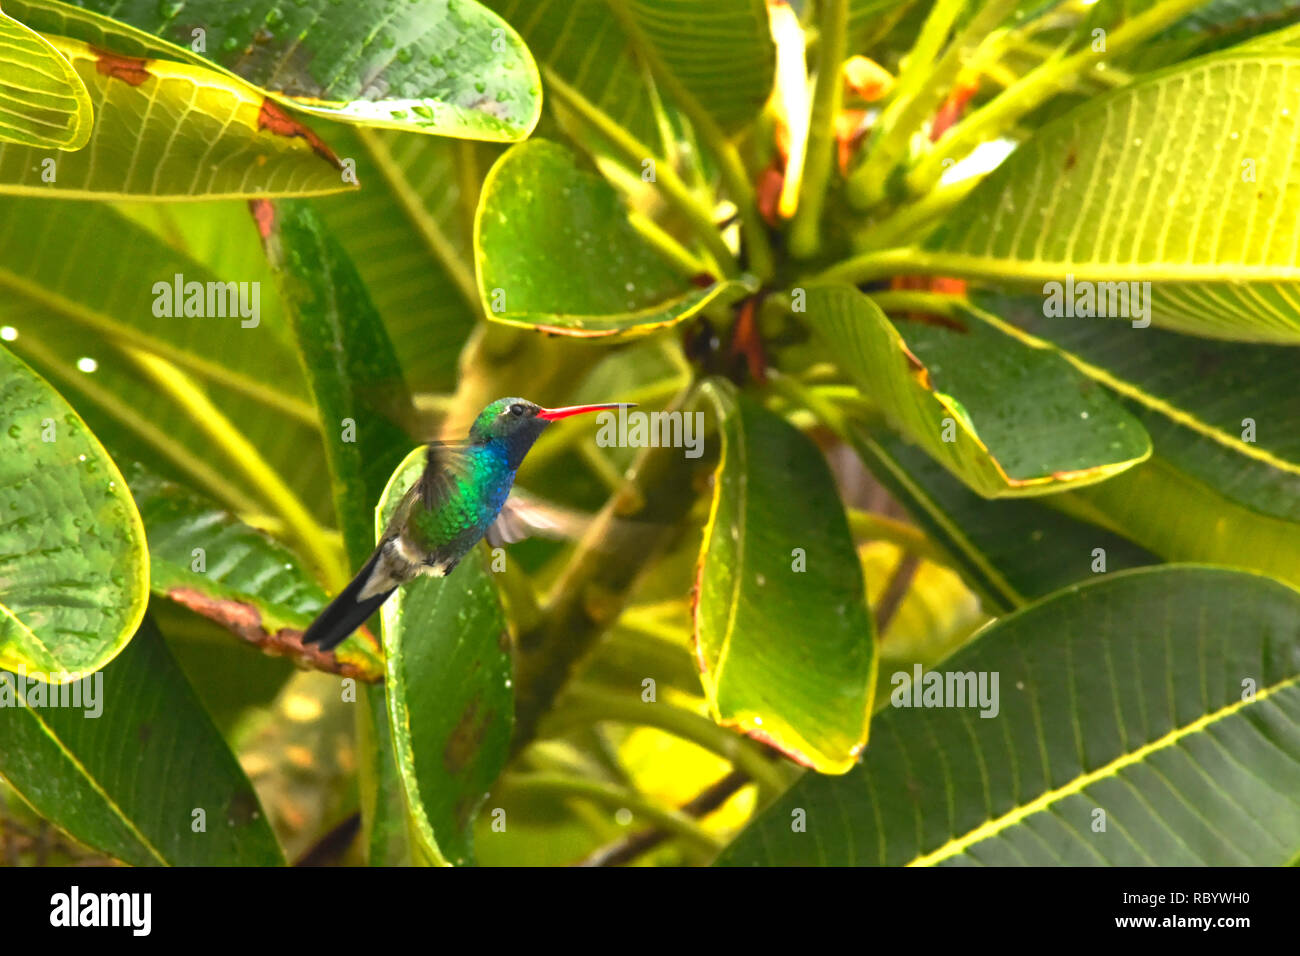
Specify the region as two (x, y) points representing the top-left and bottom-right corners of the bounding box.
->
(536, 402), (635, 421)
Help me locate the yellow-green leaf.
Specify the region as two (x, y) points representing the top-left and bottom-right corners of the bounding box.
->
(476, 140), (753, 337)
(0, 8), (91, 149)
(0, 344), (147, 677)
(804, 284), (1151, 498)
(0, 35), (353, 199)
(920, 51), (1300, 342)
(376, 447), (513, 866)
(9, 0), (541, 141)
(693, 379), (876, 774)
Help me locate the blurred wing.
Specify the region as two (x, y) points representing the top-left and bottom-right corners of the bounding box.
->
(486, 489), (593, 547)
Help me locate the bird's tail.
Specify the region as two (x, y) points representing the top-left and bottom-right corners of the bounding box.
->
(301, 548), (396, 652)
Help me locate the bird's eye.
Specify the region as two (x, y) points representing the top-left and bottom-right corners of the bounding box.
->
(509, 403), (525, 417)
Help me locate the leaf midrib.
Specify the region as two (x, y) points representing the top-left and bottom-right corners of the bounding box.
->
(908, 671), (1300, 866)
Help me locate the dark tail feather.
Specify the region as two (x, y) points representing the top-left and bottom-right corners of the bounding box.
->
(301, 550), (396, 652)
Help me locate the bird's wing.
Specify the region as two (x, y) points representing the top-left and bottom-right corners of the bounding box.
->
(486, 488), (593, 547)
(378, 440), (478, 541)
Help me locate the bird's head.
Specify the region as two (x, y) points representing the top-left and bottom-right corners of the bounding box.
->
(469, 397), (633, 466)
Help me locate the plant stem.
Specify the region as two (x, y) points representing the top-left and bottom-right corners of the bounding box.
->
(579, 768), (752, 866)
(553, 683), (789, 794)
(907, 0), (1210, 194)
(874, 551), (921, 635)
(604, 0), (775, 280)
(811, 245), (925, 284)
(867, 289), (965, 317)
(848, 509), (949, 564)
(627, 210), (711, 279)
(854, 175), (981, 252)
(849, 0), (969, 208)
(499, 773), (725, 855)
(127, 348), (348, 590)
(789, 0), (849, 258)
(543, 66), (738, 277)
(766, 370), (852, 435)
(1006, 36), (1132, 88)
(455, 139), (482, 241)
(357, 128), (480, 314)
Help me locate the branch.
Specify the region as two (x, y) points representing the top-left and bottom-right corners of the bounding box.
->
(578, 768), (751, 866)
(789, 0), (849, 258)
(907, 0), (1210, 194)
(501, 773), (725, 856)
(544, 66), (739, 277)
(605, 0), (775, 279)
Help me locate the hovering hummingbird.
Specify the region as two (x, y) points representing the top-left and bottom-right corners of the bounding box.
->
(302, 397), (632, 652)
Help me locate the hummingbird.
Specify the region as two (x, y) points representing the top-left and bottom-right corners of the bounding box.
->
(301, 397), (632, 652)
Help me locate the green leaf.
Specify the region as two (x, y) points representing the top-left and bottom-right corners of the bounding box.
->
(0, 615), (283, 866)
(1065, 451), (1300, 590)
(126, 463), (383, 682)
(718, 566), (1300, 865)
(488, 0), (773, 141)
(0, 8), (91, 149)
(254, 198), (434, 867)
(1113, 0), (1300, 70)
(0, 198), (308, 414)
(804, 285), (1151, 497)
(0, 196), (336, 530)
(476, 140), (752, 336)
(376, 446), (513, 866)
(848, 427), (1160, 612)
(316, 127), (490, 392)
(693, 380), (876, 774)
(8, 0), (541, 141)
(254, 199), (413, 570)
(968, 291), (1300, 590)
(0, 344), (147, 676)
(920, 51), (1300, 343)
(356, 684), (413, 865)
(849, 0), (916, 39)
(0, 35), (353, 199)
(1238, 18), (1300, 51)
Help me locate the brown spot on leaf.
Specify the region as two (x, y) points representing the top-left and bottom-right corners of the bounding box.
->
(93, 48), (152, 86)
(444, 698), (493, 773)
(899, 343), (933, 389)
(744, 725), (816, 770)
(1065, 150), (1078, 171)
(248, 198), (276, 240)
(256, 98), (344, 170)
(166, 587), (380, 682)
